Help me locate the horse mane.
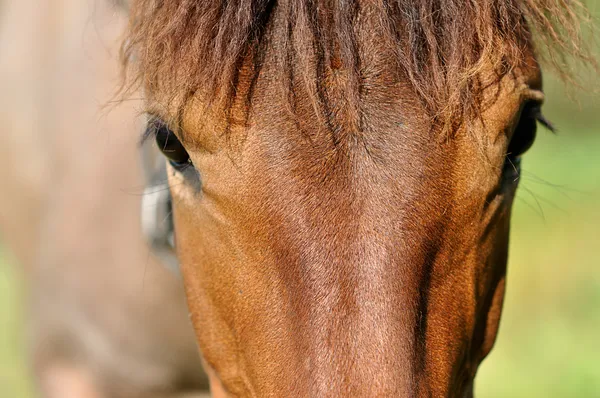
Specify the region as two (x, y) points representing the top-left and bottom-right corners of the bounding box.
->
(121, 0), (594, 131)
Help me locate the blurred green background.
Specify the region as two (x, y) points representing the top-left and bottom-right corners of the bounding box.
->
(1, 10), (599, 398)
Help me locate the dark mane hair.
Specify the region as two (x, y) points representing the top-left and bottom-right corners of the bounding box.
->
(121, 0), (594, 131)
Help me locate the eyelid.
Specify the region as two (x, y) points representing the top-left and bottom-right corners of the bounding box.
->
(517, 87), (556, 131)
(521, 87), (545, 104)
(169, 159), (193, 171)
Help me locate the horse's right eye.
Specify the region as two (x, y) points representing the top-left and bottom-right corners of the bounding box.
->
(502, 101), (544, 179)
(506, 101), (539, 160)
(152, 121), (191, 170)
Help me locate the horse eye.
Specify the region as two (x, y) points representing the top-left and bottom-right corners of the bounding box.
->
(152, 121), (191, 170)
(506, 101), (539, 161)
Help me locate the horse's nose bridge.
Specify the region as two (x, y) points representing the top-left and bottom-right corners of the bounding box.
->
(267, 235), (426, 396)
(212, 137), (458, 395)
(260, 176), (438, 387)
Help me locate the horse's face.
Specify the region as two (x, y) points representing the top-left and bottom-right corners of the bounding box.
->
(149, 55), (543, 397)
(137, 4), (549, 395)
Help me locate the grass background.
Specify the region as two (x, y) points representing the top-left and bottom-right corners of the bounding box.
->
(1, 10), (600, 398)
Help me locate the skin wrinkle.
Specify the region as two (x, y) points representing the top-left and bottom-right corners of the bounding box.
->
(122, 0), (593, 396)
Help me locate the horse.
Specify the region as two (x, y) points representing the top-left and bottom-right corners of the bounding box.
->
(0, 1), (210, 397)
(122, 0), (592, 396)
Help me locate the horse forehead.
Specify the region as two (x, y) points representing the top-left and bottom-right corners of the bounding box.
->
(181, 63), (529, 163)
(177, 45), (532, 206)
(222, 114), (457, 236)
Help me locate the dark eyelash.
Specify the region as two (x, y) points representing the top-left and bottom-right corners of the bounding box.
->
(140, 115), (180, 148)
(139, 116), (161, 146)
(532, 108), (556, 133)
(536, 114), (556, 133)
(139, 128), (154, 146)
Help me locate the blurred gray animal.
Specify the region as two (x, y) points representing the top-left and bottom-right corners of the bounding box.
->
(0, 1), (208, 396)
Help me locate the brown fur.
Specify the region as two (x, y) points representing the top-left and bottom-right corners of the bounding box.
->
(122, 0), (592, 131)
(119, 0), (592, 397)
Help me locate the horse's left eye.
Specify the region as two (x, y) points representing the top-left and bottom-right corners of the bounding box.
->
(152, 121), (191, 170)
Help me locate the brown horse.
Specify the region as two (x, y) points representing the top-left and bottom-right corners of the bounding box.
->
(0, 1), (209, 397)
(122, 0), (592, 396)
